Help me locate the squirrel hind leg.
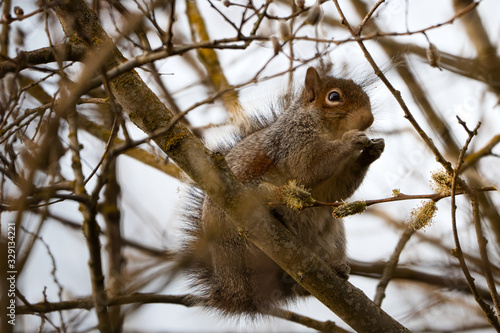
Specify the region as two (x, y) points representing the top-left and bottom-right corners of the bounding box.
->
(334, 261), (351, 280)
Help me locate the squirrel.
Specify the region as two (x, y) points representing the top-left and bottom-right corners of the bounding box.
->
(182, 67), (384, 317)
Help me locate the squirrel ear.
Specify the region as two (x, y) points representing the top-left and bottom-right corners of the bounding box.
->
(304, 67), (321, 102)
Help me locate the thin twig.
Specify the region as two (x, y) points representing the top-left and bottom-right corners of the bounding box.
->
(471, 192), (500, 320)
(355, 0), (385, 36)
(357, 1), (479, 39)
(65, 94), (112, 332)
(267, 187), (497, 209)
(455, 118), (500, 322)
(273, 309), (352, 333)
(462, 134), (500, 171)
(351, 259), (495, 301)
(15, 290), (59, 330)
(373, 227), (415, 307)
(16, 293), (196, 314)
(450, 118), (500, 331)
(0, 8), (43, 24)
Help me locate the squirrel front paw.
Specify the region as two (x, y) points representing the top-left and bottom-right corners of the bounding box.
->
(342, 130), (371, 150)
(361, 138), (385, 163)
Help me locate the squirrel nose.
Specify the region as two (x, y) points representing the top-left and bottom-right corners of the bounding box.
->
(366, 113), (374, 127)
(358, 111), (374, 130)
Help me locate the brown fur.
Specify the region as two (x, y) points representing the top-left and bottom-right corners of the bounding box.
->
(183, 67), (384, 317)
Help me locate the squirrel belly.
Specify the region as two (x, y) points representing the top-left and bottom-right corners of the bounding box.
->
(182, 67), (384, 317)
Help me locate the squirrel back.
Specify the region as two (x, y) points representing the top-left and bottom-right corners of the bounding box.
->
(182, 67), (384, 317)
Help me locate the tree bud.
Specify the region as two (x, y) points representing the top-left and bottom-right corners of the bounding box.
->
(271, 36), (281, 55)
(306, 3), (322, 26)
(426, 43), (440, 68)
(296, 0), (305, 9)
(278, 20), (291, 42)
(14, 6), (24, 16)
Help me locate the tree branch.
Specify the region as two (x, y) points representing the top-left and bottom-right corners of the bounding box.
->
(374, 227), (415, 307)
(0, 44), (86, 79)
(450, 119), (500, 330)
(17, 293), (351, 332)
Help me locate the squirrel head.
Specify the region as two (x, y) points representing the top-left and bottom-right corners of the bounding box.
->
(302, 67), (373, 138)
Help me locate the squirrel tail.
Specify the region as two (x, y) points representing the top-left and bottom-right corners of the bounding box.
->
(180, 188), (299, 317)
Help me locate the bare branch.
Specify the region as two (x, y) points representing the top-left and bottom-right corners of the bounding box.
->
(450, 119), (500, 330)
(374, 227), (415, 306)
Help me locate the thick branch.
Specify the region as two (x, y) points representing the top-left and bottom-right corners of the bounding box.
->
(0, 44), (86, 79)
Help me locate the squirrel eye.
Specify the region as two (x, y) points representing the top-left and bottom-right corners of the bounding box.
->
(327, 91), (341, 102)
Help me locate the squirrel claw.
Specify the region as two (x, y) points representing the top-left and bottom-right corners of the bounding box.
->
(334, 262), (351, 280)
